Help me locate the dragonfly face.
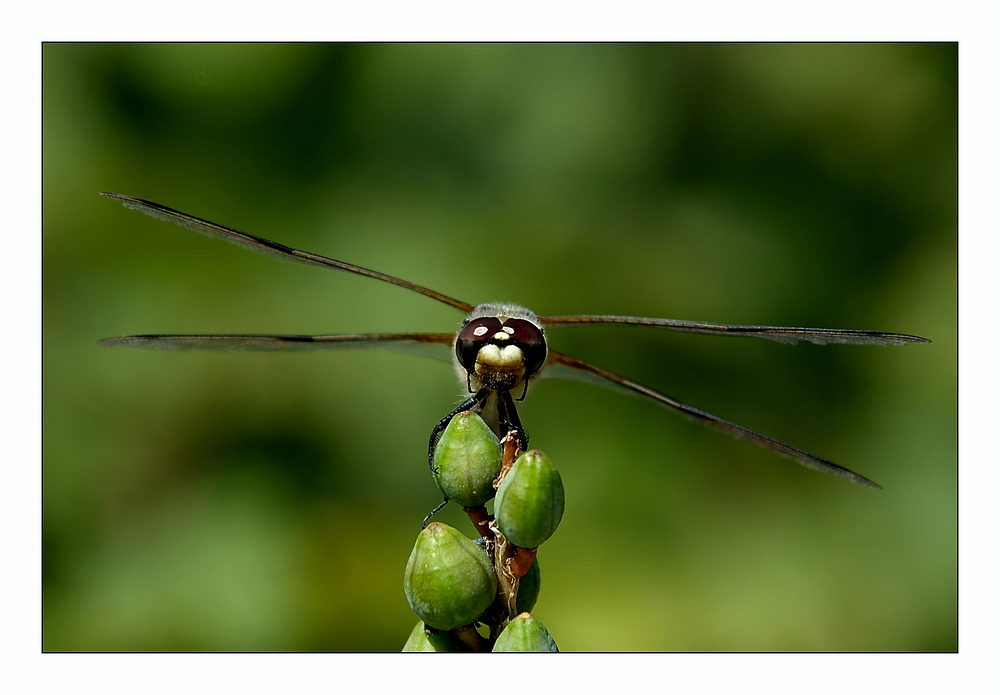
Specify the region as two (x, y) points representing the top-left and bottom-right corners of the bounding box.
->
(97, 192), (930, 490)
(455, 304), (547, 398)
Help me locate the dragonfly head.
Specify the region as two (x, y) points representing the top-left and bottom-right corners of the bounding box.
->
(456, 304), (547, 394)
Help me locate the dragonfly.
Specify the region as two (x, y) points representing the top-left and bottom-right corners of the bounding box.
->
(97, 192), (930, 490)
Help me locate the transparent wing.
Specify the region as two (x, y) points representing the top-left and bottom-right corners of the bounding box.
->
(100, 192), (475, 314)
(539, 315), (930, 346)
(97, 332), (456, 362)
(542, 349), (882, 488)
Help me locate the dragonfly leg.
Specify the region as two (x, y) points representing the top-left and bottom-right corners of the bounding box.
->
(515, 378), (529, 402)
(421, 498), (449, 528)
(428, 388), (490, 472)
(498, 390), (529, 452)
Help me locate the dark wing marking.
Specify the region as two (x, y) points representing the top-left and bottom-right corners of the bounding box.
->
(539, 315), (929, 346)
(100, 193), (475, 314)
(543, 349), (881, 488)
(97, 332), (456, 361)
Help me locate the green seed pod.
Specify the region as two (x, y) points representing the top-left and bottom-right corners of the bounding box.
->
(492, 612), (559, 652)
(401, 621), (464, 652)
(433, 411), (502, 507)
(515, 556), (541, 615)
(403, 522), (498, 631)
(495, 450), (564, 549)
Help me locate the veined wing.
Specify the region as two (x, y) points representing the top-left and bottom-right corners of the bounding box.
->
(97, 332), (456, 361)
(100, 193), (475, 314)
(543, 349), (882, 488)
(539, 315), (930, 346)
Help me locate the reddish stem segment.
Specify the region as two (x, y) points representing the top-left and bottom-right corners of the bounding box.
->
(464, 505), (493, 539)
(509, 547), (537, 579)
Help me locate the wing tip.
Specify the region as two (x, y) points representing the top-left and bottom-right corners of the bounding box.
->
(96, 336), (136, 347)
(852, 474), (883, 490)
(99, 191), (143, 210)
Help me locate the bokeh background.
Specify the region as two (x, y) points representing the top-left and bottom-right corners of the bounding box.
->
(43, 43), (956, 652)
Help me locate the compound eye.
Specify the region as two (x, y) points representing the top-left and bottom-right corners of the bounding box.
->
(456, 317), (503, 373)
(503, 318), (547, 377)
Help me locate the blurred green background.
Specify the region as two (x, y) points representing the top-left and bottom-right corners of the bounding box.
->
(43, 43), (956, 652)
